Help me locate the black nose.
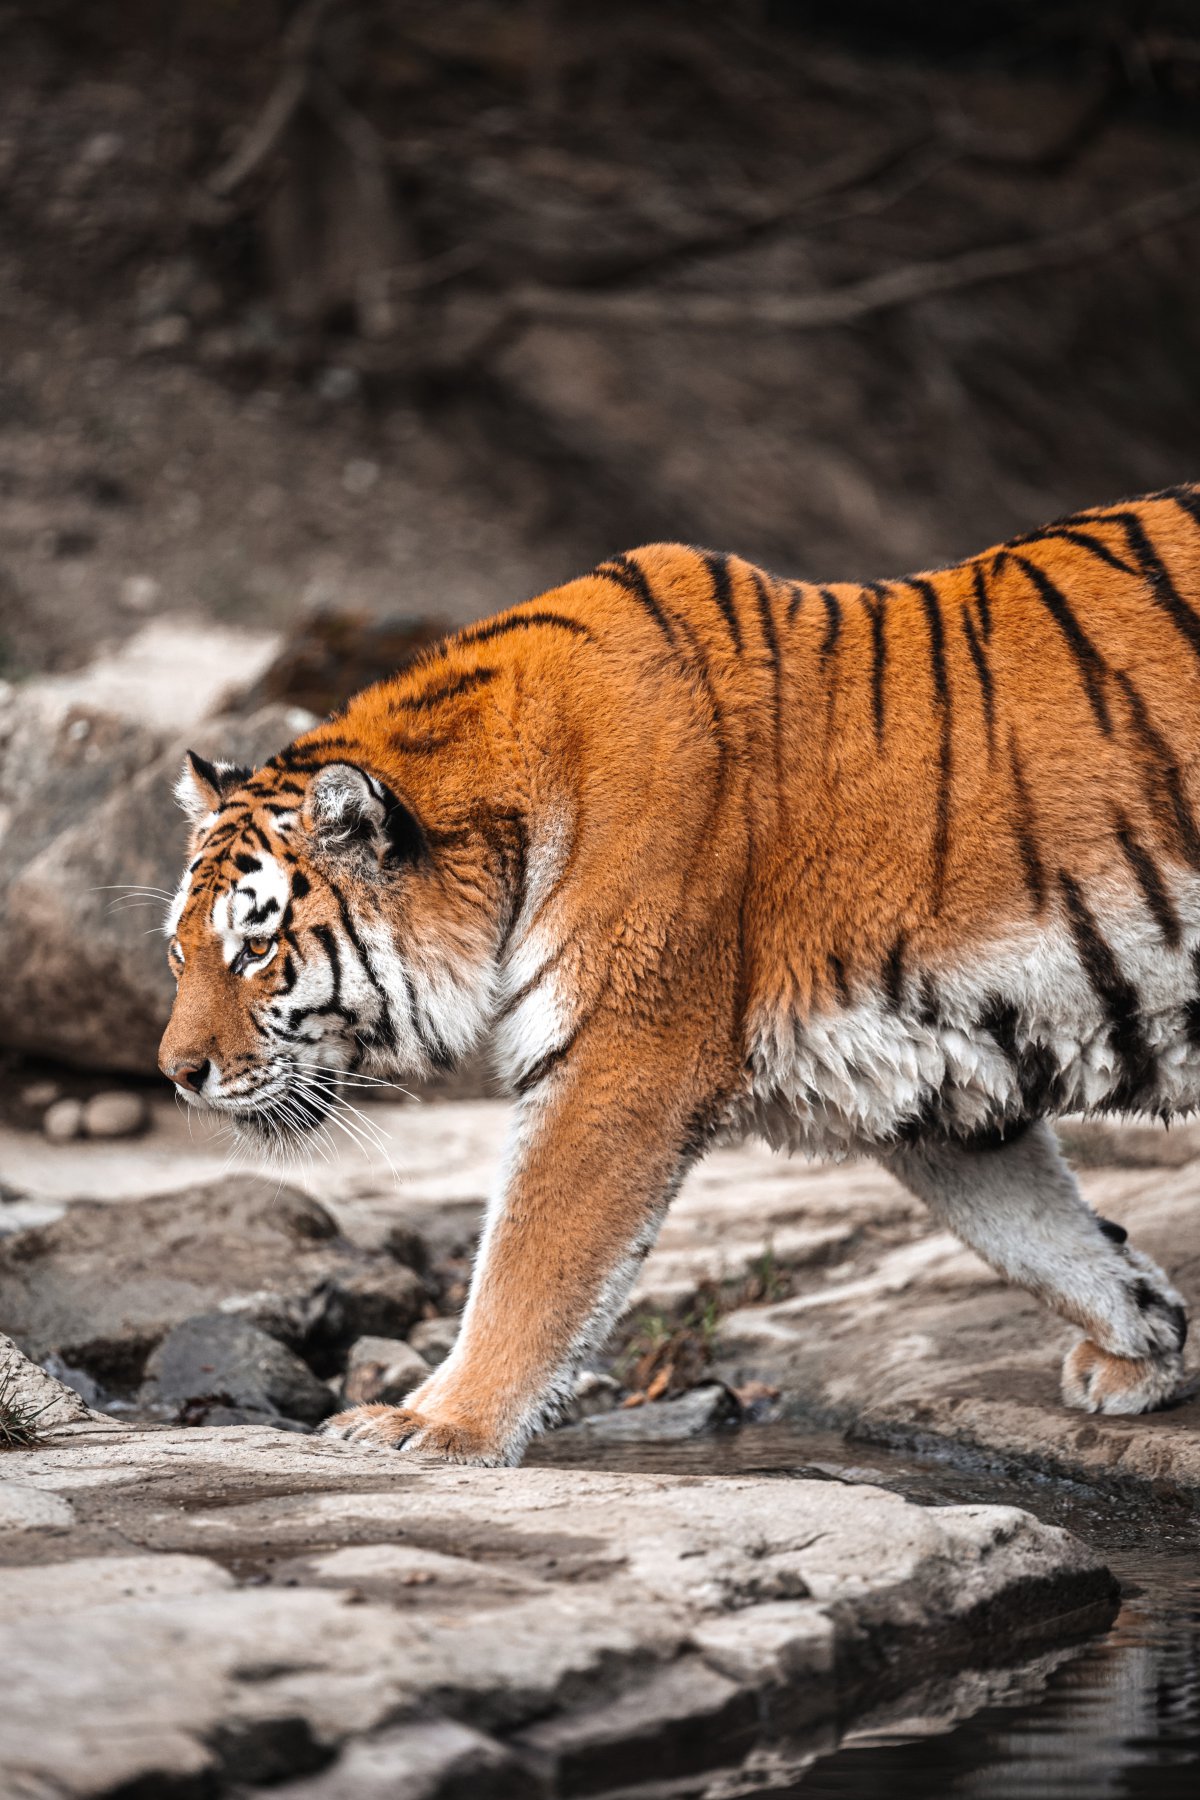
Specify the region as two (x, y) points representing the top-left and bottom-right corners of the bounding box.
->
(169, 1058), (211, 1094)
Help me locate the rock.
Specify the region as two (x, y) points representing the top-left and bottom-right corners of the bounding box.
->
(229, 607), (445, 721)
(119, 574), (162, 613)
(0, 1483), (75, 1534)
(20, 1079), (60, 1108)
(42, 1096), (83, 1142)
(0, 1176), (429, 1390)
(0, 1420), (1114, 1799)
(342, 1335), (430, 1406)
(0, 1332), (93, 1429)
(270, 1719), (539, 1800)
(572, 1383), (741, 1443)
(408, 1315), (460, 1366)
(711, 1145), (1200, 1496)
(81, 1089), (148, 1139)
(572, 1369), (619, 1418)
(139, 1314), (335, 1426)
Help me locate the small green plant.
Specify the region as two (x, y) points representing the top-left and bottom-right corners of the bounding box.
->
(0, 1368), (53, 1450)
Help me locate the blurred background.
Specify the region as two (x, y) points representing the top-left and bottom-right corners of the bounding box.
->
(1, 0), (1199, 1092)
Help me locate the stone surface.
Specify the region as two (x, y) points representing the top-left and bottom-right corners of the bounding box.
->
(0, 1176), (428, 1388)
(713, 1150), (1200, 1495)
(569, 1384), (741, 1444)
(139, 1313), (335, 1426)
(1, 1330), (93, 1428)
(342, 1335), (430, 1406)
(81, 1089), (148, 1139)
(409, 1315), (460, 1366)
(0, 1366), (1112, 1800)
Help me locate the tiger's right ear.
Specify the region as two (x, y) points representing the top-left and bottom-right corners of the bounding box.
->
(174, 751), (251, 824)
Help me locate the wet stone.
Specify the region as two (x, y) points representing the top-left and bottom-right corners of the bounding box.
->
(138, 1313), (335, 1426)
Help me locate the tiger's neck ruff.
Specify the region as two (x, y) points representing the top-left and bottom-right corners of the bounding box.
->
(161, 487), (1200, 1460)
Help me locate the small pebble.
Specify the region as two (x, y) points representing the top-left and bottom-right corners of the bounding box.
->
(81, 1091), (148, 1140)
(119, 575), (161, 613)
(408, 1316), (459, 1365)
(43, 1098), (84, 1143)
(21, 1080), (61, 1109)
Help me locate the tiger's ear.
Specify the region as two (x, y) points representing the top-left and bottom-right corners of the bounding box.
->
(305, 763), (424, 865)
(175, 751), (251, 823)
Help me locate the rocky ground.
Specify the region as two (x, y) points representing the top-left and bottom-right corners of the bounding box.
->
(1, 1096), (1198, 1796)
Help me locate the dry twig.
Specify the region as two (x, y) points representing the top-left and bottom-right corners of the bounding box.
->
(207, 0), (339, 199)
(506, 177), (1200, 333)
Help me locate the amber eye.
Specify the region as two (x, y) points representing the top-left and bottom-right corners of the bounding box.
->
(232, 937), (275, 975)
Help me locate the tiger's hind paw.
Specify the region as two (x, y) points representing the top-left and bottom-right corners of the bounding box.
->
(1061, 1340), (1184, 1414)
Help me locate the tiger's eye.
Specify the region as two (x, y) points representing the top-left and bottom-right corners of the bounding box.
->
(247, 938), (272, 959)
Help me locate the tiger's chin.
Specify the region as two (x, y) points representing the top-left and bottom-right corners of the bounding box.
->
(231, 1087), (333, 1145)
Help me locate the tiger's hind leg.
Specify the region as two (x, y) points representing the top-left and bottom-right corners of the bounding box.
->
(885, 1120), (1187, 1414)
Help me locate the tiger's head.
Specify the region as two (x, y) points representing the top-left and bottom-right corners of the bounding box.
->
(158, 745), (498, 1146)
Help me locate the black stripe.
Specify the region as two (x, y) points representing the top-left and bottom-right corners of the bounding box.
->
(1012, 555), (1111, 734)
(1184, 947), (1200, 1047)
(1008, 733), (1047, 913)
(1110, 669), (1200, 868)
(960, 601), (995, 756)
(918, 974), (940, 1027)
(391, 669), (498, 712)
(512, 1034), (576, 1095)
(456, 611), (593, 650)
(972, 562), (993, 641)
(325, 876), (398, 1053)
(1113, 813), (1182, 948)
(312, 922), (343, 1001)
(494, 810), (530, 960)
(1058, 870), (1154, 1107)
(749, 566), (783, 771)
(909, 578), (952, 909)
(787, 581), (806, 624)
(828, 954), (851, 1007)
(234, 853), (261, 874)
(702, 551), (742, 651)
(883, 936), (906, 1011)
(861, 583), (888, 745)
(1046, 526), (1140, 577)
(291, 870), (310, 899)
(819, 588), (841, 660)
(1114, 510), (1200, 669)
(596, 554), (679, 652)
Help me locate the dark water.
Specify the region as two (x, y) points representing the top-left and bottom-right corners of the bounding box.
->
(530, 1422), (1200, 1796)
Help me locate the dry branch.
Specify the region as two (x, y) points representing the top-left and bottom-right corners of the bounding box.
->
(207, 0), (339, 198)
(506, 178), (1200, 333)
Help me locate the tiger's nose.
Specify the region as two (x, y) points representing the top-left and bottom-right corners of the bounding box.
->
(165, 1057), (211, 1094)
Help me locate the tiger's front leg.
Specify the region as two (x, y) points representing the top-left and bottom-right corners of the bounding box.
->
(323, 1025), (707, 1465)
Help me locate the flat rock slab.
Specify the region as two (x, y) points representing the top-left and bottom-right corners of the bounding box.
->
(0, 1411), (1113, 1800)
(716, 1157), (1200, 1497)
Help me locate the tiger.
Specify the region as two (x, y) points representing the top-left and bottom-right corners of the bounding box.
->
(159, 484), (1200, 1465)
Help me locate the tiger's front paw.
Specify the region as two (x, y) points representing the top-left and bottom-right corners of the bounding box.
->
(319, 1403), (510, 1465)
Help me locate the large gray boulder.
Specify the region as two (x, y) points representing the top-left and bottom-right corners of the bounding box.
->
(0, 1176), (428, 1390)
(139, 1313), (335, 1426)
(0, 1420), (1115, 1798)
